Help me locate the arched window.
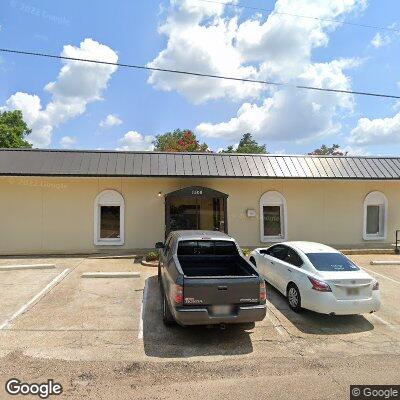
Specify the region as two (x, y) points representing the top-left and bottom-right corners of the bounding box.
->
(260, 191), (287, 243)
(363, 191), (387, 240)
(94, 190), (125, 246)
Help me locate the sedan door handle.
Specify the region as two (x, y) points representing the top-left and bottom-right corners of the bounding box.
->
(270, 261), (274, 265)
(287, 269), (292, 272)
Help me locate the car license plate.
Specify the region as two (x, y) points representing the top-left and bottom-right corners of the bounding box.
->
(211, 305), (232, 316)
(347, 287), (359, 296)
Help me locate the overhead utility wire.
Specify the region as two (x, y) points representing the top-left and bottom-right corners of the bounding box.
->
(193, 0), (400, 34)
(1, 48), (400, 100)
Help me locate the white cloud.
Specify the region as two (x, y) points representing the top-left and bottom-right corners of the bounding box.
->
(197, 59), (357, 142)
(99, 113), (122, 129)
(60, 136), (77, 148)
(117, 131), (155, 151)
(149, 0), (364, 143)
(370, 32), (391, 48)
(349, 112), (400, 146)
(1, 38), (118, 147)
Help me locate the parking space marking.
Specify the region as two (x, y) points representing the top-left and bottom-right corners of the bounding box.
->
(138, 279), (149, 339)
(370, 314), (398, 330)
(362, 267), (400, 285)
(0, 268), (70, 330)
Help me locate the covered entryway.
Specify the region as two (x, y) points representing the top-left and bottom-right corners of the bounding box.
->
(165, 186), (228, 236)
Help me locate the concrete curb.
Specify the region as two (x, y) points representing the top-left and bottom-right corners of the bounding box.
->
(141, 260), (158, 267)
(81, 272), (140, 278)
(370, 260), (400, 265)
(0, 264), (55, 271)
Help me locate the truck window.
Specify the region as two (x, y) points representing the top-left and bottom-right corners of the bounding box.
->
(177, 240), (238, 256)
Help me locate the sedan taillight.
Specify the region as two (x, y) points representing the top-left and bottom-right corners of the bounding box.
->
(372, 280), (379, 291)
(308, 276), (332, 292)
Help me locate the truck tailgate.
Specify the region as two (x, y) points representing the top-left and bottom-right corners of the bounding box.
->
(183, 276), (260, 306)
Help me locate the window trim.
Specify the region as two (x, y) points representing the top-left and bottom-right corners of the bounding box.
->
(260, 191), (288, 243)
(94, 190), (125, 246)
(363, 191), (387, 241)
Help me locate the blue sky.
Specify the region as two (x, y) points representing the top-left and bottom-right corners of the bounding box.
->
(0, 0), (399, 155)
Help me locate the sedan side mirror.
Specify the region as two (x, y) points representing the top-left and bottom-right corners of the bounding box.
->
(155, 242), (164, 249)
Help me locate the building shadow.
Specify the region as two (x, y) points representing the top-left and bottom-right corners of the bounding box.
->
(142, 276), (254, 358)
(265, 282), (374, 335)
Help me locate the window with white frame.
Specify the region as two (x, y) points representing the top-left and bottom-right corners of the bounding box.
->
(94, 190), (125, 246)
(363, 191), (387, 240)
(260, 191), (287, 242)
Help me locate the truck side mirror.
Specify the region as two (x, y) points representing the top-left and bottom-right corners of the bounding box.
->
(155, 242), (164, 249)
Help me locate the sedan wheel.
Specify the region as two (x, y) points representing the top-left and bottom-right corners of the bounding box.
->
(287, 284), (302, 313)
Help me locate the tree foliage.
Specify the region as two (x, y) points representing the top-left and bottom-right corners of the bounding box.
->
(221, 133), (267, 154)
(153, 129), (209, 152)
(308, 144), (347, 156)
(0, 110), (32, 148)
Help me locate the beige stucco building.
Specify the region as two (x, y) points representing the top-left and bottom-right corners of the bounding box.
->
(0, 149), (399, 255)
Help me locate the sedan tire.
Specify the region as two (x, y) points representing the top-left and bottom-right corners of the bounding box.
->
(287, 283), (302, 313)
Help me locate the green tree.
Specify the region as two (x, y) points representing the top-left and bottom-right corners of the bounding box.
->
(221, 133), (267, 154)
(0, 110), (32, 148)
(153, 129), (209, 152)
(308, 144), (347, 156)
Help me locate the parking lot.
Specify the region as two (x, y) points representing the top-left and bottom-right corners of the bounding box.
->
(0, 254), (399, 399)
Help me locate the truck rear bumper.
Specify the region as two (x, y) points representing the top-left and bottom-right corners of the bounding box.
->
(173, 304), (267, 326)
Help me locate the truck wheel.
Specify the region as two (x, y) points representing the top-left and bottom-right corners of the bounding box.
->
(287, 283), (302, 313)
(162, 294), (175, 326)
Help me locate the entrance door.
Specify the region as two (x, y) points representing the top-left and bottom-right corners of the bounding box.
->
(165, 186), (228, 236)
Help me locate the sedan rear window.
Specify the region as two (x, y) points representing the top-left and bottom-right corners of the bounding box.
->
(306, 253), (359, 272)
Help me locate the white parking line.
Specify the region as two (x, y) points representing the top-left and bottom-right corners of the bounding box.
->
(362, 267), (400, 285)
(138, 279), (149, 339)
(0, 268), (70, 330)
(370, 314), (397, 330)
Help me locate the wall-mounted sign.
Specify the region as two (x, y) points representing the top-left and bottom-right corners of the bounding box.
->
(246, 209), (256, 218)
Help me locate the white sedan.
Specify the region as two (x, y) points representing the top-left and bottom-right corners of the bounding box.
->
(249, 241), (380, 315)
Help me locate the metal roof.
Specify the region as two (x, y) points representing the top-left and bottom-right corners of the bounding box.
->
(1, 148), (400, 180)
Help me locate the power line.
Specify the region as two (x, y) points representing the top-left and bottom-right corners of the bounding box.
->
(1, 47), (400, 100)
(192, 0), (400, 34)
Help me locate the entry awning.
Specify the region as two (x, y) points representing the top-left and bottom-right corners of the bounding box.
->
(165, 186), (228, 198)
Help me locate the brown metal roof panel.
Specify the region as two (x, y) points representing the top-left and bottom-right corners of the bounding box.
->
(132, 153), (143, 175)
(182, 154), (193, 176)
(323, 157), (341, 178)
(38, 151), (58, 175)
(219, 156), (233, 176)
(174, 155), (185, 175)
(303, 158), (320, 177)
(283, 157), (300, 177)
(252, 156), (267, 176)
(190, 154), (201, 175)
(290, 157), (306, 177)
(124, 153), (135, 175)
(238, 156), (251, 177)
(379, 159), (396, 178)
(141, 153), (151, 175)
(106, 152), (118, 175)
(157, 153), (168, 175)
(385, 159), (400, 176)
(86, 153), (100, 175)
(245, 156), (259, 176)
(67, 152), (85, 175)
(268, 157), (284, 177)
(115, 153), (126, 175)
(373, 159), (393, 178)
(77, 152), (91, 175)
(359, 158), (378, 178)
(206, 155), (218, 176)
(199, 154), (209, 175)
(150, 153), (159, 175)
(96, 153), (109, 175)
(353, 158), (370, 178)
(318, 157), (335, 177)
(310, 158), (329, 177)
(276, 157), (292, 177)
(229, 156), (242, 176)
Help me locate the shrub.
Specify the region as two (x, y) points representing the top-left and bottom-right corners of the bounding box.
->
(145, 251), (159, 262)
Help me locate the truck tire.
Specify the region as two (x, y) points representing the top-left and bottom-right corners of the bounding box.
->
(162, 293), (175, 326)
